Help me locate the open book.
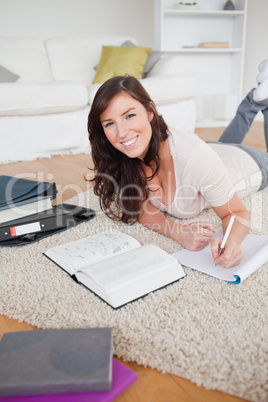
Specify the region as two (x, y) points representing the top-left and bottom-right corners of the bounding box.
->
(172, 228), (268, 284)
(44, 230), (185, 308)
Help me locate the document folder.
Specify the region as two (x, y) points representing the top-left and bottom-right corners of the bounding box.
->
(0, 204), (95, 246)
(0, 175), (57, 209)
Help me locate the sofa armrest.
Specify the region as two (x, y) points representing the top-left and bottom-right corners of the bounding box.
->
(140, 74), (198, 106)
(146, 55), (188, 78)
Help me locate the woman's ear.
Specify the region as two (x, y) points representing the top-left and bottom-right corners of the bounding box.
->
(148, 101), (156, 122)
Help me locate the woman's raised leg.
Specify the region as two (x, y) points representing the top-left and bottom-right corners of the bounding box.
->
(218, 59), (268, 151)
(218, 89), (268, 150)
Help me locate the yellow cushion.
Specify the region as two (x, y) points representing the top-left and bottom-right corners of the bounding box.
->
(92, 45), (151, 84)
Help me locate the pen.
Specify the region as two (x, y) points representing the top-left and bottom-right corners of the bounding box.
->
(219, 215), (235, 256)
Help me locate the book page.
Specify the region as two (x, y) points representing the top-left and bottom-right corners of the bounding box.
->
(77, 244), (180, 290)
(45, 230), (141, 274)
(172, 228), (268, 283)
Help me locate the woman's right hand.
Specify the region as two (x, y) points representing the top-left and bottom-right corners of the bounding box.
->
(177, 221), (216, 251)
(139, 202), (216, 251)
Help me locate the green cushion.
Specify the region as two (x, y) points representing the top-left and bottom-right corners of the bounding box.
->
(92, 45), (151, 84)
(120, 41), (162, 77)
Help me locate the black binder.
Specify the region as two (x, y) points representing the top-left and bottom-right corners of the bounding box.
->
(0, 204), (95, 246)
(0, 175), (57, 209)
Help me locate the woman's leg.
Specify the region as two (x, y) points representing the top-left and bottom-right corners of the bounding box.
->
(218, 89), (268, 150)
(262, 108), (268, 151)
(227, 144), (268, 190)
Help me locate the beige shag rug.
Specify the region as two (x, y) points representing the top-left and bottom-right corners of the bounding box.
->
(0, 188), (268, 401)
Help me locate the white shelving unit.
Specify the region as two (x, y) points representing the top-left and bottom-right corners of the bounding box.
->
(154, 0), (248, 122)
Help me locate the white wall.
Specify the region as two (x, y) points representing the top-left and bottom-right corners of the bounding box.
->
(0, 0), (267, 95)
(243, 0), (268, 95)
(0, 0), (154, 46)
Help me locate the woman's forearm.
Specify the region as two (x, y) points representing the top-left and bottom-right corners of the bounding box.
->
(139, 205), (181, 241)
(139, 203), (216, 251)
(212, 193), (251, 246)
(221, 210), (250, 245)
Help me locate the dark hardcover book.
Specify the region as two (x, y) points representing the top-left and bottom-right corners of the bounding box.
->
(0, 328), (112, 397)
(0, 359), (137, 402)
(0, 175), (57, 225)
(0, 197), (53, 225)
(0, 176), (57, 210)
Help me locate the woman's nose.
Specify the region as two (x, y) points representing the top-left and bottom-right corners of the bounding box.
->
(117, 122), (129, 139)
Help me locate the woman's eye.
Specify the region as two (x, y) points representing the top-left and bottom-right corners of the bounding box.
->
(126, 113), (135, 119)
(104, 121), (113, 128)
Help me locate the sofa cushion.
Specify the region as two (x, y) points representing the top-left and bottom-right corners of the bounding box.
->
(88, 74), (198, 106)
(0, 65), (19, 83)
(141, 75), (198, 105)
(94, 40), (162, 78)
(45, 35), (138, 87)
(119, 40), (162, 77)
(0, 37), (53, 83)
(142, 51), (163, 77)
(0, 82), (88, 116)
(146, 55), (189, 77)
(92, 45), (151, 84)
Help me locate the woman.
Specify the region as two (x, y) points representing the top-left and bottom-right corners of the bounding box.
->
(88, 67), (268, 268)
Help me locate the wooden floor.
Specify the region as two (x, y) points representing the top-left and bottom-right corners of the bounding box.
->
(0, 122), (265, 401)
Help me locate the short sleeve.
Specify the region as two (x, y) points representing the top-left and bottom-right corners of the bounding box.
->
(186, 141), (236, 207)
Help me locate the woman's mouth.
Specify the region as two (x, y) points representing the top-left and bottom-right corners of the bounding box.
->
(121, 135), (138, 147)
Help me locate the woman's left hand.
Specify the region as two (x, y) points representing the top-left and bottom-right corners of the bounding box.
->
(211, 238), (243, 268)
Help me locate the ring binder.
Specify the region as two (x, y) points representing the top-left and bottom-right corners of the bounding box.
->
(0, 204), (95, 246)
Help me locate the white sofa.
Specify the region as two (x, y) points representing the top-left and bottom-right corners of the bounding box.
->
(0, 35), (198, 164)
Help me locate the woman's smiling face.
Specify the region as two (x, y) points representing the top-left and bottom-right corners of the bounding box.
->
(100, 92), (154, 160)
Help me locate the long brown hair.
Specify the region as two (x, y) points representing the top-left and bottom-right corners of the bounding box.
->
(88, 75), (168, 223)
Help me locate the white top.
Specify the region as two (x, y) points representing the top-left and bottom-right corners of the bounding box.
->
(149, 129), (262, 219)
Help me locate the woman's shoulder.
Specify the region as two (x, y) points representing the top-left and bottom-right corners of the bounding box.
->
(167, 127), (228, 186)
(167, 127), (211, 156)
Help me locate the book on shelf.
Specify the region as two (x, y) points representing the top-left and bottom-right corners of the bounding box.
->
(0, 175), (57, 224)
(0, 359), (137, 402)
(198, 42), (230, 48)
(0, 328), (113, 397)
(172, 228), (268, 284)
(44, 230), (186, 309)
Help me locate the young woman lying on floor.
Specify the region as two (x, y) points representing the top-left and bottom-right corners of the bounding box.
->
(87, 59), (268, 268)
